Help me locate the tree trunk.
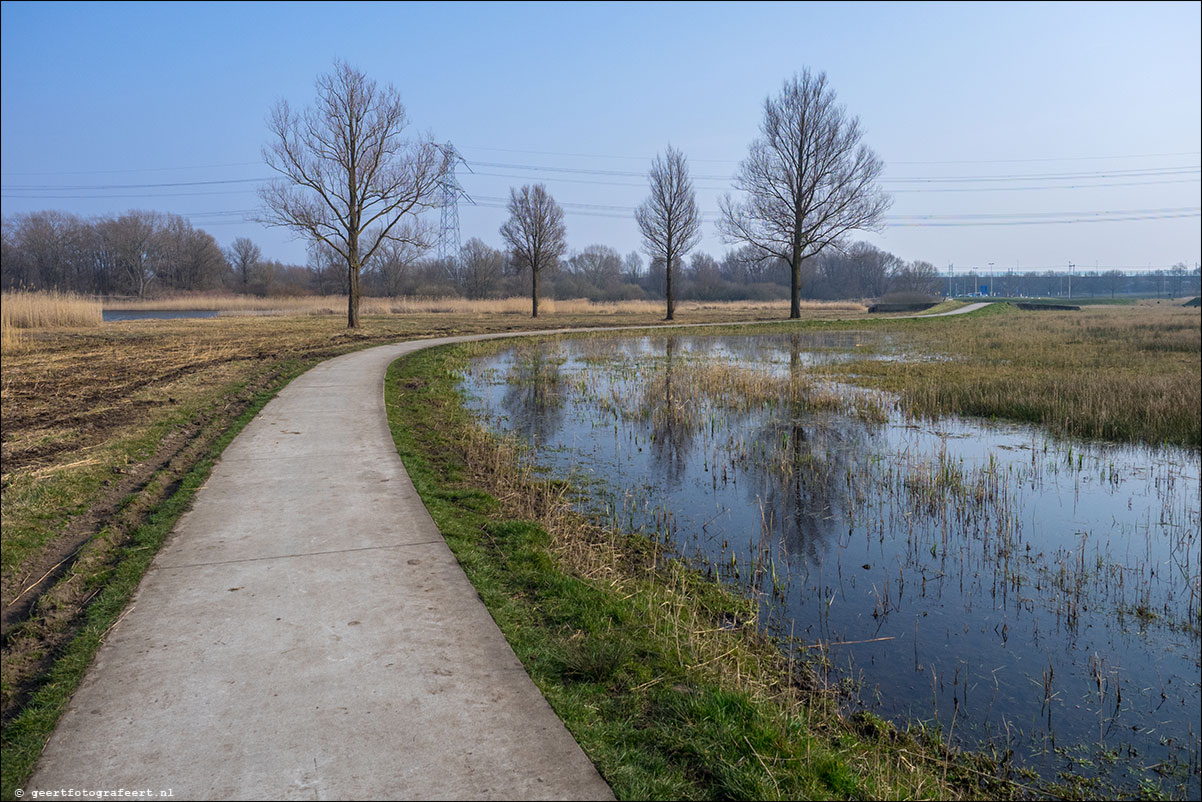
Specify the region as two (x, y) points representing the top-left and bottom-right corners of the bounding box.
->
(789, 249), (802, 319)
(665, 253), (675, 321)
(531, 264), (539, 318)
(347, 250), (361, 328)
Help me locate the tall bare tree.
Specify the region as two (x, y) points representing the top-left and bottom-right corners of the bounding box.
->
(719, 69), (891, 318)
(635, 146), (701, 320)
(500, 184), (566, 317)
(259, 61), (446, 327)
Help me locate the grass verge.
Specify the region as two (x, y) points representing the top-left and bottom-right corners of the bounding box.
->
(384, 343), (1019, 801)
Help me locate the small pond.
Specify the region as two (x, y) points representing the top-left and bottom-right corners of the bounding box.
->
(460, 332), (1202, 796)
(102, 309), (219, 321)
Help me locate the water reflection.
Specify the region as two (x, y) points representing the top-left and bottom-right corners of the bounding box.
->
(500, 342), (564, 445)
(461, 332), (1202, 796)
(644, 337), (695, 487)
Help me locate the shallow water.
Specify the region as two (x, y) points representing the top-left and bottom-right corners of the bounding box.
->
(461, 332), (1202, 796)
(102, 309), (219, 321)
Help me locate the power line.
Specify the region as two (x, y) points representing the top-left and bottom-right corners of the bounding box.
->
(5, 164), (1198, 193)
(458, 144), (1202, 166)
(0, 161), (263, 177)
(6, 173), (1199, 202)
(2, 177), (270, 191)
(7, 149), (1197, 178)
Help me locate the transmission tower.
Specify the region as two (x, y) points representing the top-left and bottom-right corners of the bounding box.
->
(436, 143), (472, 263)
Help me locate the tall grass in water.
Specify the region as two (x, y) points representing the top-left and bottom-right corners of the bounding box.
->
(1, 290), (103, 350)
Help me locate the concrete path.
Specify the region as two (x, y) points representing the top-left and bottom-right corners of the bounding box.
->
(27, 334), (614, 801)
(928, 301), (992, 316)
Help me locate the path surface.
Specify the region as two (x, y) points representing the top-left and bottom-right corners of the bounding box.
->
(930, 301), (992, 316)
(27, 334), (614, 801)
(901, 301), (993, 318)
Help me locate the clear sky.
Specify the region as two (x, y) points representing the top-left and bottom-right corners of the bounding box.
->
(2, 1), (1199, 274)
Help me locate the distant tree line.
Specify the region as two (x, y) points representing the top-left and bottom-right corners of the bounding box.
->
(1, 210), (226, 297)
(5, 208), (1196, 302)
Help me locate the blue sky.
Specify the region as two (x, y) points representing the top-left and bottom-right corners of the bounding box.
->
(2, 1), (1199, 273)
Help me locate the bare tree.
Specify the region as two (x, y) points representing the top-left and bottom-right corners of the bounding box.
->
(98, 210), (162, 299)
(499, 184), (566, 317)
(457, 237), (504, 299)
(259, 60), (446, 327)
(889, 259), (939, 296)
(719, 70), (891, 318)
(635, 146), (701, 320)
(227, 237), (262, 290)
(373, 238), (423, 297)
(568, 244), (623, 299)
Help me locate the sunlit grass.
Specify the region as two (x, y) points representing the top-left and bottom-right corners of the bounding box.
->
(1, 291), (103, 351)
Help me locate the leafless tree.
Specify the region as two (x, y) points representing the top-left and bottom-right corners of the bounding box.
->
(227, 237), (262, 289)
(499, 184), (566, 317)
(635, 146), (701, 320)
(569, 244), (623, 297)
(719, 69), (891, 318)
(98, 211), (162, 299)
(622, 251), (643, 283)
(373, 237), (423, 297)
(307, 239), (346, 296)
(688, 253), (723, 300)
(888, 259), (939, 295)
(259, 60), (447, 327)
(457, 237), (504, 299)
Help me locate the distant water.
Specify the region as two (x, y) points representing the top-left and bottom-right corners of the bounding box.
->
(102, 309), (219, 321)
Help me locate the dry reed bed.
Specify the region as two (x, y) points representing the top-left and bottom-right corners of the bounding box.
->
(100, 293), (866, 317)
(1, 291), (104, 349)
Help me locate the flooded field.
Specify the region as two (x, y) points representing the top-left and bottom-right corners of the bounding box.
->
(460, 332), (1202, 796)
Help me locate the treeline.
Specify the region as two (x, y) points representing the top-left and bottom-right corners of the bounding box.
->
(2, 210), (227, 297)
(6, 208), (1195, 301)
(3, 209), (948, 301)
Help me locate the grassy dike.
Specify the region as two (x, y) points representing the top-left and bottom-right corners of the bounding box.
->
(384, 343), (1019, 801)
(0, 359), (316, 801)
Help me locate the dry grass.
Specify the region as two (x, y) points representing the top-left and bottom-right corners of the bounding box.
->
(1, 291), (103, 351)
(824, 304), (1202, 447)
(99, 293), (867, 318)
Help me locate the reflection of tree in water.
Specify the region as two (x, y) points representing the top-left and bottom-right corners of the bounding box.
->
(501, 343), (566, 445)
(644, 336), (695, 487)
(746, 334), (883, 564)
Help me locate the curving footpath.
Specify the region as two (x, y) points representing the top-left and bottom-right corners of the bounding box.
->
(25, 306), (991, 800)
(27, 333), (614, 801)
